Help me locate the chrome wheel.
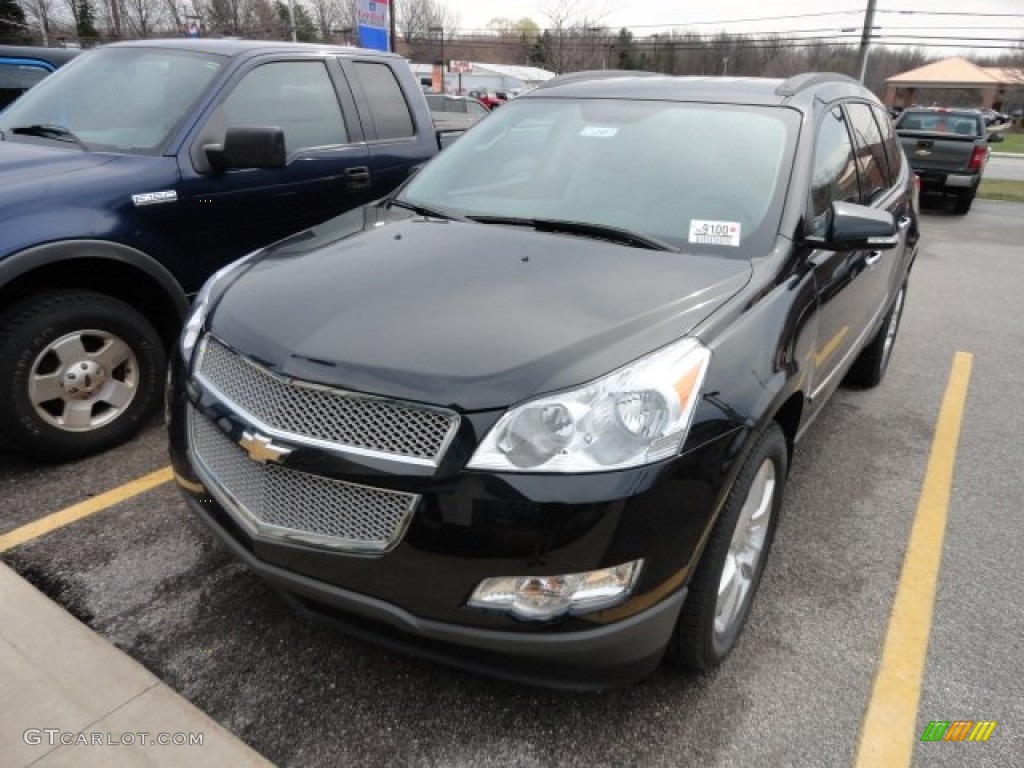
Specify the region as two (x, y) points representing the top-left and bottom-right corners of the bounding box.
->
(28, 329), (140, 432)
(881, 288), (905, 372)
(714, 458), (775, 641)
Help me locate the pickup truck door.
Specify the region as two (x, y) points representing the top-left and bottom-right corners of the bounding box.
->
(169, 55), (373, 293)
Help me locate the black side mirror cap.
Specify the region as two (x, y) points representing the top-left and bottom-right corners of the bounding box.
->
(805, 201), (899, 251)
(204, 126), (286, 172)
(988, 133), (1004, 143)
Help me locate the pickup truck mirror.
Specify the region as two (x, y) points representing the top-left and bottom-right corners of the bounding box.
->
(806, 201), (899, 251)
(987, 133), (1005, 143)
(203, 126), (287, 172)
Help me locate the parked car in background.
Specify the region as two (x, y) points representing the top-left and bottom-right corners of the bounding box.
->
(425, 93), (490, 145)
(0, 39), (459, 461)
(0, 45), (80, 110)
(895, 106), (1003, 214)
(979, 107), (1008, 126)
(467, 89), (505, 109)
(169, 71), (917, 688)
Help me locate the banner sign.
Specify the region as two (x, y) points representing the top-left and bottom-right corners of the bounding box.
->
(357, 0), (390, 51)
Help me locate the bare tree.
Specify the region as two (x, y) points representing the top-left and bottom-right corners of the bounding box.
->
(18, 0), (59, 43)
(120, 0), (163, 37)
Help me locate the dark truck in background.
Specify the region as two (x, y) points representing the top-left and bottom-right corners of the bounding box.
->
(0, 39), (456, 461)
(894, 107), (1004, 214)
(0, 45), (81, 110)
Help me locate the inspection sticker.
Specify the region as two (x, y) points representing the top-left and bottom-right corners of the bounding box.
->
(689, 219), (741, 246)
(580, 125), (618, 138)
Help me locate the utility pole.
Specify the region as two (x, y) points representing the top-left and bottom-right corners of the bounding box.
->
(856, 0), (877, 83)
(389, 0), (397, 53)
(288, 0), (297, 41)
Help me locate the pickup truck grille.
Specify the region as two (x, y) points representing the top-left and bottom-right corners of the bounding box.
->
(188, 407), (419, 552)
(196, 336), (458, 465)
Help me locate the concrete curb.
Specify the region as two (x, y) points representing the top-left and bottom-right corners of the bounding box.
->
(0, 562), (273, 768)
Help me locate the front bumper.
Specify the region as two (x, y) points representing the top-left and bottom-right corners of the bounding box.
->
(168, 345), (742, 688)
(185, 492), (686, 689)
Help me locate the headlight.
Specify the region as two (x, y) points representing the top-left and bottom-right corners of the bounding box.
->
(180, 252), (260, 361)
(468, 338), (710, 472)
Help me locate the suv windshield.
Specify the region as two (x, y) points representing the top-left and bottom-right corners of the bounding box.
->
(0, 47), (225, 154)
(399, 98), (797, 254)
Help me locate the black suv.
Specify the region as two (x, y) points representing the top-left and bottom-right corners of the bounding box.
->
(169, 72), (918, 688)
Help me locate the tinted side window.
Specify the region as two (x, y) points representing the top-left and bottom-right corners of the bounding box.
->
(872, 104), (904, 183)
(224, 61), (348, 153)
(846, 102), (888, 202)
(0, 62), (51, 109)
(352, 62), (415, 140)
(809, 107), (860, 237)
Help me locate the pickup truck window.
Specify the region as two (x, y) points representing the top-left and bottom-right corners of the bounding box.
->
(351, 62), (415, 141)
(224, 61), (348, 153)
(809, 107), (860, 236)
(0, 61), (51, 109)
(846, 102), (889, 202)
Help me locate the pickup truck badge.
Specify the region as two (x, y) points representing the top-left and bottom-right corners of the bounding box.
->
(131, 190), (178, 207)
(238, 431), (292, 464)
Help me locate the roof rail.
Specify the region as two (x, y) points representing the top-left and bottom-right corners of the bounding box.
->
(775, 72), (862, 97)
(533, 69), (660, 90)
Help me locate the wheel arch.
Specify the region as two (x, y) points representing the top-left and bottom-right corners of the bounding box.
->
(0, 241), (189, 351)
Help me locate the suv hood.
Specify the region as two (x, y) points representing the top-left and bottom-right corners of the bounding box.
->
(208, 213), (751, 411)
(0, 140), (115, 186)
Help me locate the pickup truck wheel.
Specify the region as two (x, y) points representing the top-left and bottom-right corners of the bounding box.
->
(0, 291), (165, 461)
(952, 188), (975, 215)
(845, 282), (907, 389)
(667, 423), (787, 672)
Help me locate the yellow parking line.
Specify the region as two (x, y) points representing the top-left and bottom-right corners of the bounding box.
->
(0, 466), (174, 553)
(854, 351), (973, 768)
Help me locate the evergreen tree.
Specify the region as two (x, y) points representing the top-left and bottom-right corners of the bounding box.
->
(615, 28), (637, 70)
(76, 0), (98, 43)
(0, 0), (28, 43)
(276, 1), (318, 42)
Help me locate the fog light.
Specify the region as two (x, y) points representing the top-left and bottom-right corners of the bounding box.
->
(467, 560), (643, 621)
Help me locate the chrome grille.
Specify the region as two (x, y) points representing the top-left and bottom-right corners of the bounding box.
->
(196, 336), (458, 465)
(189, 408), (419, 552)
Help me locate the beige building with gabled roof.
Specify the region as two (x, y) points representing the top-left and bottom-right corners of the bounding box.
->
(884, 56), (1024, 110)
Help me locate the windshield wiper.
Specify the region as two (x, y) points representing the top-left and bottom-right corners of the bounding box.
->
(9, 124), (88, 150)
(386, 198), (463, 221)
(466, 216), (679, 252)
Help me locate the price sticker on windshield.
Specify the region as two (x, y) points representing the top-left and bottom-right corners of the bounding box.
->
(689, 219), (741, 247)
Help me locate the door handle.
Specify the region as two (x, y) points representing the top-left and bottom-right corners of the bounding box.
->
(344, 166), (371, 189)
(865, 251), (882, 266)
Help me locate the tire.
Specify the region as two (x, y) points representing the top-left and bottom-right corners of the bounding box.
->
(952, 188), (975, 215)
(0, 290), (166, 462)
(845, 281), (907, 389)
(667, 423), (788, 672)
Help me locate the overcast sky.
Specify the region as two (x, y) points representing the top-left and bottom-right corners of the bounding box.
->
(437, 0), (1024, 56)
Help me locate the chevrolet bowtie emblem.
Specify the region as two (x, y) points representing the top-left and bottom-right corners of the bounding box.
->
(238, 431), (292, 464)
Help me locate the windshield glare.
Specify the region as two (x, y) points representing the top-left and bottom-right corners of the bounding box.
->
(0, 48), (224, 153)
(402, 98), (794, 253)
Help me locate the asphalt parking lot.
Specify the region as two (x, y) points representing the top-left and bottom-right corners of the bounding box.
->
(2, 200), (1022, 767)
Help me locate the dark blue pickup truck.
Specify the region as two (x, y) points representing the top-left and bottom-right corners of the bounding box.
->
(0, 39), (450, 460)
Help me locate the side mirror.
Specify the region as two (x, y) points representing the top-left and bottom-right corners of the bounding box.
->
(807, 201), (898, 251)
(988, 133), (1004, 143)
(204, 126), (286, 172)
